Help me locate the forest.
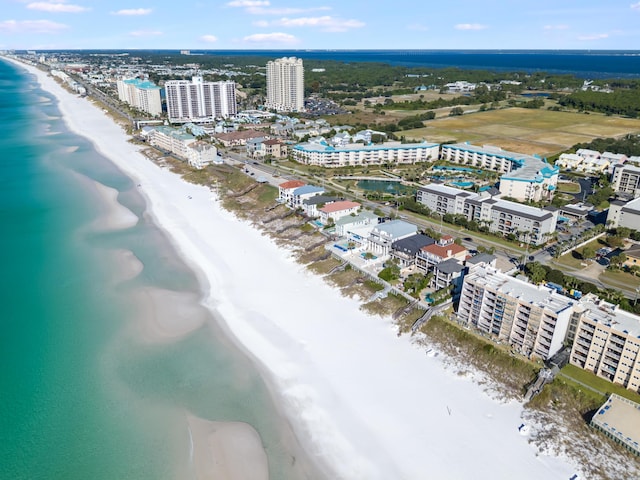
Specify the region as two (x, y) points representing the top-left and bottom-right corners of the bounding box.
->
(559, 89), (640, 118)
(570, 134), (640, 157)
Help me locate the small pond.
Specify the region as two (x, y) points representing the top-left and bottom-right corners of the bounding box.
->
(356, 179), (415, 195)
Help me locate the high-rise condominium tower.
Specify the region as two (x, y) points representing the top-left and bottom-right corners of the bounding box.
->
(266, 57), (305, 113)
(165, 76), (237, 123)
(116, 78), (162, 116)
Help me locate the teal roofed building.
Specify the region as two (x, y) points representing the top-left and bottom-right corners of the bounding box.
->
(116, 77), (162, 116)
(440, 142), (558, 202)
(292, 140), (439, 168)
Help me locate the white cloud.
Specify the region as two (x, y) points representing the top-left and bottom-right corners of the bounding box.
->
(0, 19), (68, 33)
(454, 23), (487, 31)
(229, 2), (331, 16)
(543, 24), (569, 30)
(259, 16), (364, 32)
(631, 2), (640, 10)
(129, 29), (163, 37)
(227, 0), (270, 6)
(112, 8), (152, 16)
(200, 34), (218, 43)
(27, 2), (89, 13)
(242, 32), (299, 44)
(248, 6), (331, 15)
(577, 33), (609, 41)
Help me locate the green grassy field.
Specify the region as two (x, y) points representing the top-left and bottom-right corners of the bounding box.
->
(557, 181), (581, 194)
(400, 107), (640, 156)
(600, 269), (640, 289)
(561, 364), (640, 404)
(554, 238), (605, 269)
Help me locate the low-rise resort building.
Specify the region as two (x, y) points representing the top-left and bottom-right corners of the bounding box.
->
(292, 139), (440, 167)
(440, 142), (559, 202)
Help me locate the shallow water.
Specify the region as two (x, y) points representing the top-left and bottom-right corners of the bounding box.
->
(0, 59), (321, 480)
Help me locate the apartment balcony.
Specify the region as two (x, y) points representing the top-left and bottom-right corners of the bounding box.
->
(605, 350), (621, 362)
(580, 322), (595, 333)
(572, 348), (588, 359)
(534, 346), (549, 358)
(576, 338), (592, 350)
(571, 356), (587, 367)
(601, 359), (619, 373)
(540, 327), (555, 338)
(573, 344), (589, 355)
(538, 334), (552, 345)
(608, 342), (624, 354)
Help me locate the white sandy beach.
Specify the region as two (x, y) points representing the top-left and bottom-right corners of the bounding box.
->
(11, 59), (580, 479)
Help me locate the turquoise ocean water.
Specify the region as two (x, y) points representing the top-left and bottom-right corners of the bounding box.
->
(0, 60), (316, 479)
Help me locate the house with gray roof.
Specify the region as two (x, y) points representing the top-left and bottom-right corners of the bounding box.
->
(390, 234), (435, 267)
(367, 220), (418, 256)
(431, 258), (466, 300)
(302, 195), (341, 218)
(291, 185), (325, 208)
(465, 253), (497, 269)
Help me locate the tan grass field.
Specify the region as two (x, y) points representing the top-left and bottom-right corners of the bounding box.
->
(401, 108), (640, 156)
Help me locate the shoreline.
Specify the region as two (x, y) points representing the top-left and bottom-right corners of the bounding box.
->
(8, 58), (331, 480)
(6, 57), (580, 479)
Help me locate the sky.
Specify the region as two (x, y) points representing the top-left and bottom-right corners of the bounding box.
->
(2, 0), (640, 51)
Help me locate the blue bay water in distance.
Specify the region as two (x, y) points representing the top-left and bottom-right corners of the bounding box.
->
(186, 49), (640, 78)
(0, 60), (317, 479)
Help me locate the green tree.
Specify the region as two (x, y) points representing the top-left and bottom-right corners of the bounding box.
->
(582, 245), (596, 260)
(525, 262), (547, 284)
(378, 259), (401, 282)
(547, 269), (565, 285)
(610, 253), (627, 268)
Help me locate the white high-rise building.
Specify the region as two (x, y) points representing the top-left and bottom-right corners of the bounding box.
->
(165, 76), (237, 123)
(266, 57), (305, 113)
(116, 78), (162, 116)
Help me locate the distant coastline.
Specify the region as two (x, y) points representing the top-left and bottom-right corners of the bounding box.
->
(31, 49), (640, 78)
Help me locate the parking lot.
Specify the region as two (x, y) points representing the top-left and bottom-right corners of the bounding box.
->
(556, 219), (596, 244)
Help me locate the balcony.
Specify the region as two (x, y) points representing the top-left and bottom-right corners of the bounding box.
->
(576, 338), (592, 350)
(580, 323), (595, 333)
(605, 350), (621, 361)
(608, 343), (624, 355)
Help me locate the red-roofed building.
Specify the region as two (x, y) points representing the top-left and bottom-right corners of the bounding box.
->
(278, 180), (306, 203)
(318, 200), (361, 224)
(416, 237), (468, 272)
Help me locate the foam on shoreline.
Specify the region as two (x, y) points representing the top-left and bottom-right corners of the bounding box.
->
(6, 57), (578, 479)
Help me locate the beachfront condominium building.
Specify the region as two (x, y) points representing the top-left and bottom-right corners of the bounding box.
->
(612, 163), (640, 197)
(293, 139), (440, 167)
(116, 78), (162, 116)
(416, 183), (558, 245)
(266, 57), (305, 113)
(440, 143), (559, 202)
(165, 77), (237, 123)
(148, 126), (217, 169)
(568, 294), (640, 393)
(457, 266), (575, 360)
(607, 197), (640, 230)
